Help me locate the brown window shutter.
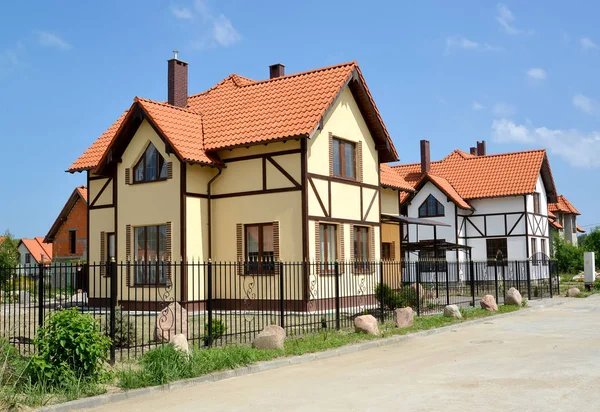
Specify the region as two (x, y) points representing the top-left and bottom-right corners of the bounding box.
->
(349, 225), (355, 262)
(357, 141), (363, 183)
(100, 231), (106, 276)
(125, 168), (131, 185)
(338, 223), (345, 273)
(370, 226), (375, 262)
(126, 224), (131, 286)
(236, 223), (243, 275)
(273, 221), (280, 276)
(166, 221), (172, 284)
(391, 241), (396, 261)
(167, 162), (173, 179)
(329, 132), (334, 176)
(315, 221), (321, 274)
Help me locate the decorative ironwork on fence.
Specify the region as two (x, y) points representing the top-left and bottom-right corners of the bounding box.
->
(0, 259), (559, 362)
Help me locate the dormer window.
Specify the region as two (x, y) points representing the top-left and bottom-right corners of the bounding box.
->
(134, 143), (168, 183)
(418, 194), (445, 218)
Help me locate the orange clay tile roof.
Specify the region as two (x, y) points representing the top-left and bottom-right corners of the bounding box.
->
(45, 186), (88, 243)
(550, 219), (563, 230)
(548, 195), (580, 215)
(548, 210), (556, 218)
(20, 237), (53, 263)
(577, 225), (585, 233)
(0, 236), (5, 247)
(417, 173), (473, 210)
(380, 164), (414, 192)
(389, 149), (556, 201)
(68, 62), (397, 172)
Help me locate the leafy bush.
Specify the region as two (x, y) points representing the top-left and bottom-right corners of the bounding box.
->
(398, 287), (418, 308)
(594, 279), (600, 291)
(204, 319), (227, 340)
(374, 283), (401, 310)
(102, 306), (135, 348)
(521, 298), (528, 308)
(553, 233), (584, 274)
(28, 309), (111, 387)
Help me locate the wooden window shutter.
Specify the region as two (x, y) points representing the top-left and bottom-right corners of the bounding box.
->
(370, 226), (376, 262)
(357, 141), (363, 183)
(166, 221), (172, 284)
(125, 168), (131, 185)
(314, 221), (321, 274)
(273, 221), (280, 276)
(236, 223), (243, 275)
(126, 225), (131, 286)
(338, 224), (345, 273)
(349, 226), (355, 262)
(100, 231), (106, 276)
(391, 241), (396, 261)
(328, 132), (334, 176)
(167, 162), (173, 179)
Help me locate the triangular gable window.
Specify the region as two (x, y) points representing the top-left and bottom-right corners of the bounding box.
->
(134, 143), (168, 183)
(418, 194), (445, 217)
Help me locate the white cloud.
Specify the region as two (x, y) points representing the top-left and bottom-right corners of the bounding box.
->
(496, 3), (533, 36)
(492, 102), (516, 117)
(572, 93), (600, 115)
(210, 14), (241, 47)
(527, 67), (546, 81)
(0, 41), (25, 75)
(444, 36), (502, 54)
(472, 101), (485, 111)
(36, 31), (71, 50)
(580, 37), (598, 51)
(171, 6), (193, 20)
(492, 118), (600, 168)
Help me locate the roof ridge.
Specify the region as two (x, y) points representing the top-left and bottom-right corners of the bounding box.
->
(462, 148), (546, 160)
(135, 97), (202, 115)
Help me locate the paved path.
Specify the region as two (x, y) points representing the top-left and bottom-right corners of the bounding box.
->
(88, 297), (600, 412)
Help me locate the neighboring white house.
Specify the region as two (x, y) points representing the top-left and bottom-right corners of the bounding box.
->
(381, 140), (558, 267)
(17, 237), (53, 276)
(548, 195), (584, 246)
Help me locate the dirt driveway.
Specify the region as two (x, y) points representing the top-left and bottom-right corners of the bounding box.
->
(86, 296), (600, 412)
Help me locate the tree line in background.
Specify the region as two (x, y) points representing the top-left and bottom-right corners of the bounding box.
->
(0, 230), (19, 270)
(553, 228), (600, 274)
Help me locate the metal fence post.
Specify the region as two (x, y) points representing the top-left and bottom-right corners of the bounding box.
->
(279, 262), (285, 329)
(548, 262), (553, 298)
(494, 259), (499, 304)
(470, 259), (475, 307)
(109, 259), (117, 365)
(334, 262), (340, 330)
(445, 262), (450, 306)
(37, 263), (44, 327)
(526, 260), (532, 300)
(206, 260), (213, 347)
(379, 261), (385, 323)
(415, 262), (421, 316)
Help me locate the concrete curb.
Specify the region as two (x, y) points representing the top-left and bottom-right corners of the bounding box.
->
(39, 298), (565, 412)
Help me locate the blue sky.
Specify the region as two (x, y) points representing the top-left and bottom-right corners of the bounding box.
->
(1, 0), (599, 238)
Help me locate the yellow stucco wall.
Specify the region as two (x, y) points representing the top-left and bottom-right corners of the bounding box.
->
(381, 188), (400, 215)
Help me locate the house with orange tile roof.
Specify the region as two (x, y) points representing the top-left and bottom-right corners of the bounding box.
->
(380, 139), (558, 271)
(67, 54), (398, 306)
(548, 195), (584, 245)
(17, 237), (53, 275)
(44, 186), (88, 262)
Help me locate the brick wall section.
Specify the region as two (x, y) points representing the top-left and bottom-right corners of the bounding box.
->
(52, 198), (87, 261)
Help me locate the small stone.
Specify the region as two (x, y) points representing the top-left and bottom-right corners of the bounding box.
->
(354, 314), (379, 335)
(480, 295), (498, 311)
(567, 288), (581, 297)
(443, 305), (462, 319)
(253, 325), (286, 350)
(393, 307), (414, 328)
(170, 333), (189, 355)
(505, 287), (522, 306)
(155, 302), (188, 343)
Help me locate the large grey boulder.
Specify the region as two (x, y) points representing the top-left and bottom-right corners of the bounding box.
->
(253, 325), (286, 350)
(394, 307), (414, 328)
(480, 295), (498, 311)
(567, 288), (581, 297)
(505, 287), (522, 306)
(354, 314), (379, 335)
(155, 302), (188, 342)
(443, 304), (462, 319)
(170, 333), (189, 356)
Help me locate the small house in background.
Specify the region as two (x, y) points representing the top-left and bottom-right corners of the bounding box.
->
(44, 186), (88, 262)
(548, 195), (584, 245)
(17, 238), (53, 275)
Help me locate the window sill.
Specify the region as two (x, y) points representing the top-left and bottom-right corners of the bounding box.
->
(330, 174), (357, 183)
(132, 178), (169, 185)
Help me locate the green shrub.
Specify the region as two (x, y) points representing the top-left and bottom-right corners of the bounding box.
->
(398, 287), (418, 308)
(593, 279), (600, 291)
(374, 283), (401, 310)
(204, 319), (227, 340)
(28, 309), (111, 387)
(521, 298), (528, 308)
(103, 306), (135, 348)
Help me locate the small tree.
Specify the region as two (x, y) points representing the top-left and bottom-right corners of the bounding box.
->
(581, 227), (600, 269)
(0, 230), (19, 284)
(552, 232), (583, 274)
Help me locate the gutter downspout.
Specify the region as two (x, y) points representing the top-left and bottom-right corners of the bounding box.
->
(207, 168), (223, 259)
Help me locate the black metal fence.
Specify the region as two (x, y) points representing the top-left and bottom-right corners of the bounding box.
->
(0, 259), (558, 362)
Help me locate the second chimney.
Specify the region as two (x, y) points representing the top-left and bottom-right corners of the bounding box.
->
(269, 63), (285, 79)
(168, 51), (188, 107)
(477, 140), (486, 156)
(470, 147), (477, 155)
(420, 140), (431, 174)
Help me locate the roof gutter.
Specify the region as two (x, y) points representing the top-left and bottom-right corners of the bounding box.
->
(207, 167), (223, 259)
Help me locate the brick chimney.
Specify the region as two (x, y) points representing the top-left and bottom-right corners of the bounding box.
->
(420, 140), (431, 174)
(168, 50), (188, 107)
(470, 147), (477, 155)
(477, 140), (486, 156)
(269, 63), (285, 79)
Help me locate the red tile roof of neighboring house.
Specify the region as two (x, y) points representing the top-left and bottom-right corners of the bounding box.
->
(68, 62), (398, 173)
(380, 164), (414, 192)
(577, 225), (585, 233)
(387, 149), (557, 203)
(0, 236), (5, 247)
(549, 219), (563, 230)
(416, 173), (473, 210)
(548, 210), (556, 218)
(20, 237), (53, 263)
(44, 186), (88, 244)
(548, 195), (580, 215)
